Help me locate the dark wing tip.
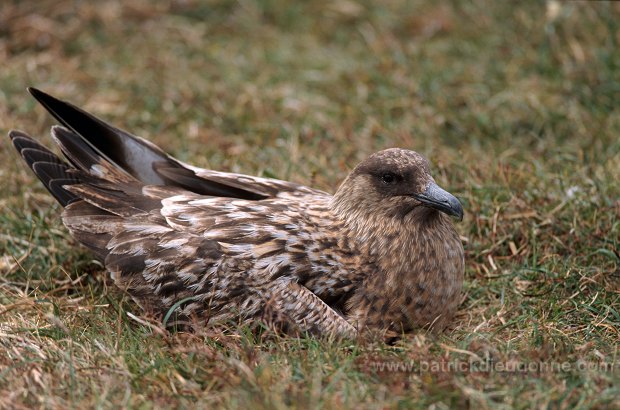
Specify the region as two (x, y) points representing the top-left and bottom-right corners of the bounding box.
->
(27, 87), (65, 112)
(27, 87), (46, 100)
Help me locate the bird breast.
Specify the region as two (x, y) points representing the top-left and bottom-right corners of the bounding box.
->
(343, 209), (464, 333)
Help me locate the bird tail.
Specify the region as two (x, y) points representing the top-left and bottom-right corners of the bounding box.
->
(9, 127), (171, 258)
(9, 130), (80, 207)
(9, 123), (143, 206)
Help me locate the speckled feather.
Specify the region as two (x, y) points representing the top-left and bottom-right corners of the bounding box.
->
(9, 88), (465, 339)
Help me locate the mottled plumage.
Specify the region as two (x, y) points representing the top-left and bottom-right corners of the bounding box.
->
(9, 88), (464, 338)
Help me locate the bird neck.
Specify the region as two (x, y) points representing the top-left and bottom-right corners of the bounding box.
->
(331, 190), (461, 285)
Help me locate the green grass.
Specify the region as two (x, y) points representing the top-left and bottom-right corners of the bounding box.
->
(1, 0), (619, 408)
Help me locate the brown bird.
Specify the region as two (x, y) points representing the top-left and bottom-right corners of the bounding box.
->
(9, 88), (464, 338)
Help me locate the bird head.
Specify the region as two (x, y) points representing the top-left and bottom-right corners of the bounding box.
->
(332, 148), (463, 223)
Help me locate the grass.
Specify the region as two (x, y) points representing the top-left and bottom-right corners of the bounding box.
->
(1, 0), (619, 408)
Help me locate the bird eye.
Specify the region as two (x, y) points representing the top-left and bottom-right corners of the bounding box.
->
(381, 172), (397, 184)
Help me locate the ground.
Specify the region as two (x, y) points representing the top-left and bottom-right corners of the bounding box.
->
(0, 1), (619, 408)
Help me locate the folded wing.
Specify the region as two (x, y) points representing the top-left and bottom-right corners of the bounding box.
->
(26, 87), (322, 202)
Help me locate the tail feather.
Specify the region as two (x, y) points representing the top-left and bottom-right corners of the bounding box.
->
(20, 147), (60, 167)
(31, 162), (80, 205)
(10, 132), (47, 152)
(10, 130), (79, 206)
(48, 178), (83, 205)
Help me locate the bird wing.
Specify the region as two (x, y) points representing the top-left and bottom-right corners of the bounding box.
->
(62, 185), (354, 336)
(10, 90), (352, 337)
(27, 87), (327, 201)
